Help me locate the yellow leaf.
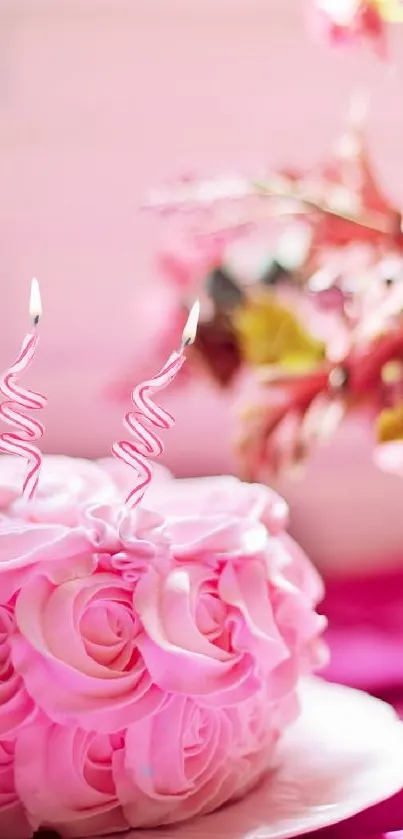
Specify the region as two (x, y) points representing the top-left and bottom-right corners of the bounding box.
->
(376, 404), (403, 443)
(232, 292), (326, 369)
(373, 1), (403, 22)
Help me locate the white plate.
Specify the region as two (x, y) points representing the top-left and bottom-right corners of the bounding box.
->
(112, 678), (403, 839)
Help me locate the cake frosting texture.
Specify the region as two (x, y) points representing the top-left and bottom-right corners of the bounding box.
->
(0, 456), (326, 838)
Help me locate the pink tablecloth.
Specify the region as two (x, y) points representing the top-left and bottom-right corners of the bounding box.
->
(322, 570), (403, 699)
(312, 568), (403, 838)
(303, 792), (403, 837)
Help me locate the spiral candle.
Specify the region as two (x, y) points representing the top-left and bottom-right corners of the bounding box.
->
(0, 279), (46, 499)
(113, 301), (199, 509)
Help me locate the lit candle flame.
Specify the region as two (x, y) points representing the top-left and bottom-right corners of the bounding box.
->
(29, 278), (42, 326)
(182, 300), (200, 346)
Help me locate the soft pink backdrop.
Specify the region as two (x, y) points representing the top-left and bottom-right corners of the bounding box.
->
(3, 0), (403, 568)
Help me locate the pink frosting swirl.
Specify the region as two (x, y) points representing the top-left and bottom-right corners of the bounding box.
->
(135, 548), (325, 705)
(14, 721), (129, 838)
(148, 473), (324, 606)
(0, 741), (32, 839)
(11, 572), (166, 733)
(113, 691), (282, 828)
(0, 521), (96, 604)
(0, 454), (172, 526)
(139, 473), (290, 536)
(0, 606), (36, 742)
(0, 462), (326, 835)
(0, 455), (120, 525)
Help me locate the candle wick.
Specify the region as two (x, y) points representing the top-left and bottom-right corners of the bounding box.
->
(180, 301), (200, 349)
(32, 314), (40, 328)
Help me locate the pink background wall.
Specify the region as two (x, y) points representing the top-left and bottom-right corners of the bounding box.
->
(3, 0), (403, 568)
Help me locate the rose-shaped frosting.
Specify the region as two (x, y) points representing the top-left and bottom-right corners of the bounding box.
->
(135, 551), (325, 704)
(0, 606), (36, 741)
(0, 741), (32, 839)
(11, 572), (166, 733)
(0, 460), (326, 835)
(14, 721), (129, 838)
(113, 692), (279, 828)
(0, 521), (98, 754)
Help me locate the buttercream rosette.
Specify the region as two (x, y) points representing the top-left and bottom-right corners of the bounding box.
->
(0, 456), (327, 838)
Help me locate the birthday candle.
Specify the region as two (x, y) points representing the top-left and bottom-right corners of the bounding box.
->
(112, 301), (199, 509)
(0, 279), (46, 499)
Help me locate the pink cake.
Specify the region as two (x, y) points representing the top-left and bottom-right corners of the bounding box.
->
(0, 456), (326, 838)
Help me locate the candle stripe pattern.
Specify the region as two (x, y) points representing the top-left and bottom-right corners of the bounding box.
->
(112, 351), (184, 509)
(0, 332), (46, 499)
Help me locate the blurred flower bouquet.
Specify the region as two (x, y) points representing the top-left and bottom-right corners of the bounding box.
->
(147, 98), (403, 482)
(135, 0), (403, 486)
(310, 0), (388, 57)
